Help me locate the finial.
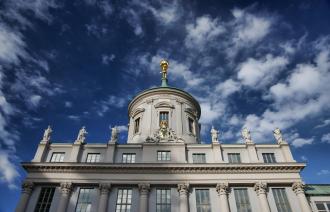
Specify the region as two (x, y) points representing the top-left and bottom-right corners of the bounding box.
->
(160, 59), (169, 87)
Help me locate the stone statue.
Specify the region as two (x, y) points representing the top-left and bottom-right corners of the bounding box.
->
(159, 120), (168, 140)
(42, 125), (52, 142)
(241, 127), (253, 144)
(111, 127), (118, 143)
(76, 126), (88, 143)
(273, 128), (286, 144)
(210, 126), (219, 143)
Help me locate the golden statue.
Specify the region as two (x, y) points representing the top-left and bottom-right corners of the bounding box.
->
(160, 60), (169, 79)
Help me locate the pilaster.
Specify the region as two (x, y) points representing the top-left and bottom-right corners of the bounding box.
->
(216, 183), (230, 212)
(15, 181), (34, 212)
(98, 183), (111, 212)
(177, 183), (189, 212)
(58, 182), (73, 212)
(292, 182), (312, 212)
(138, 183), (150, 212)
(254, 182), (271, 212)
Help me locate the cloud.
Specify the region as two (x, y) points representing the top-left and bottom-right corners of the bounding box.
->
(237, 54), (289, 88)
(317, 169), (330, 176)
(315, 119), (330, 128)
(291, 137), (313, 148)
(68, 115), (80, 121)
(215, 79), (241, 98)
(28, 95), (42, 109)
(96, 95), (129, 116)
(65, 101), (72, 108)
(115, 125), (128, 132)
(321, 133), (330, 143)
(0, 151), (19, 189)
(102, 54), (116, 65)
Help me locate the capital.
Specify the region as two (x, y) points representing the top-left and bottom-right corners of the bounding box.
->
(138, 183), (150, 195)
(99, 183), (111, 195)
(21, 181), (34, 194)
(292, 182), (305, 194)
(216, 183), (229, 195)
(60, 182), (73, 194)
(254, 182), (268, 195)
(177, 183), (189, 195)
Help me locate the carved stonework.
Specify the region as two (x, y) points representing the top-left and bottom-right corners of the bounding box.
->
(138, 183), (150, 195)
(242, 127), (253, 144)
(254, 182), (268, 195)
(75, 126), (88, 144)
(99, 183), (111, 195)
(177, 183), (189, 195)
(211, 126), (219, 143)
(41, 125), (52, 143)
(60, 182), (73, 194)
(22, 181), (34, 194)
(216, 183), (229, 195)
(273, 128), (287, 144)
(292, 182), (305, 194)
(146, 127), (179, 143)
(110, 127), (118, 143)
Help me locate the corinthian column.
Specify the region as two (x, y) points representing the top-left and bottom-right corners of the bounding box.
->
(138, 183), (150, 212)
(254, 182), (271, 212)
(292, 182), (312, 212)
(177, 183), (189, 212)
(98, 183), (111, 212)
(58, 182), (73, 212)
(216, 183), (230, 212)
(15, 181), (34, 212)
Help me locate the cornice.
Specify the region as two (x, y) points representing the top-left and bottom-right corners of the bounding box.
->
(22, 162), (305, 174)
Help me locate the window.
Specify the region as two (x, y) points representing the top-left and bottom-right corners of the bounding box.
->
(159, 111), (169, 125)
(50, 152), (64, 162)
(134, 118), (140, 134)
(86, 153), (100, 163)
(188, 117), (195, 134)
(192, 153), (206, 163)
(156, 189), (171, 212)
(157, 151), (171, 161)
(262, 153), (277, 163)
(116, 189), (132, 212)
(315, 202), (330, 212)
(228, 153), (241, 163)
(272, 188), (292, 212)
(34, 187), (55, 212)
(196, 189), (211, 212)
(75, 188), (93, 212)
(234, 188), (252, 212)
(122, 153), (136, 163)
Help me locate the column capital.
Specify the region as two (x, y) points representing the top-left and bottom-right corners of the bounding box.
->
(60, 182), (73, 194)
(21, 181), (34, 194)
(99, 183), (111, 195)
(292, 182), (305, 194)
(138, 183), (150, 195)
(177, 183), (189, 195)
(254, 182), (268, 195)
(216, 183), (229, 195)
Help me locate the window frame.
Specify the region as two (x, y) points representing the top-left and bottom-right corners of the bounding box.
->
(122, 153), (136, 163)
(75, 188), (94, 212)
(134, 117), (140, 134)
(86, 153), (101, 163)
(262, 153), (277, 163)
(156, 188), (171, 212)
(188, 117), (195, 135)
(34, 187), (56, 212)
(272, 188), (292, 212)
(228, 153), (241, 163)
(315, 201), (330, 212)
(157, 151), (171, 161)
(50, 152), (65, 162)
(159, 111), (169, 126)
(115, 188), (133, 212)
(234, 188), (252, 212)
(192, 153), (206, 163)
(195, 188), (211, 212)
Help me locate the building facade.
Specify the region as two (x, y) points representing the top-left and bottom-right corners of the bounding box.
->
(16, 61), (330, 212)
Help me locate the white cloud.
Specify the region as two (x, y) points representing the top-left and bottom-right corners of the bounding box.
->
(317, 169), (330, 176)
(68, 115), (80, 121)
(321, 133), (330, 143)
(215, 79), (241, 97)
(0, 151), (19, 189)
(315, 119), (330, 128)
(185, 15), (225, 50)
(102, 54), (116, 65)
(291, 137), (313, 148)
(238, 54), (288, 88)
(96, 95), (129, 116)
(28, 95), (42, 108)
(65, 101), (72, 108)
(300, 155), (308, 161)
(115, 125), (128, 132)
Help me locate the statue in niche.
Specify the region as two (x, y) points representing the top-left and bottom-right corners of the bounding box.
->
(42, 125), (52, 142)
(210, 126), (219, 143)
(76, 126), (88, 143)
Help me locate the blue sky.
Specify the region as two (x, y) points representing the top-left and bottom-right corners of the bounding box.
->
(0, 0), (330, 211)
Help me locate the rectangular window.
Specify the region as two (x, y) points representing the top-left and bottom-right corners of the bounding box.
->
(228, 153), (241, 163)
(192, 153), (206, 163)
(234, 188), (252, 212)
(122, 153), (136, 163)
(34, 187), (55, 212)
(75, 188), (93, 212)
(156, 189), (171, 212)
(159, 111), (169, 123)
(196, 189), (211, 212)
(50, 152), (65, 162)
(134, 118), (140, 134)
(188, 117), (195, 134)
(262, 153), (277, 163)
(315, 202), (330, 212)
(157, 151), (171, 161)
(116, 189), (132, 212)
(86, 153), (100, 163)
(272, 188), (292, 212)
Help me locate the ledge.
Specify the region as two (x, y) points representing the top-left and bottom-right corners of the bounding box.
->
(22, 162), (306, 174)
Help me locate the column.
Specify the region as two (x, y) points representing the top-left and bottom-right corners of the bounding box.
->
(15, 181), (34, 212)
(58, 182), (73, 212)
(98, 183), (111, 212)
(138, 183), (150, 212)
(254, 182), (271, 212)
(216, 183), (230, 212)
(292, 182), (312, 212)
(177, 183), (189, 212)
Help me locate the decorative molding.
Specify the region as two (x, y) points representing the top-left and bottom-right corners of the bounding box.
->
(131, 108), (145, 117)
(216, 183), (229, 195)
(60, 182), (73, 194)
(21, 181), (34, 194)
(138, 183), (150, 195)
(184, 108), (197, 117)
(292, 181), (305, 194)
(99, 183), (111, 195)
(254, 182), (268, 195)
(177, 183), (189, 195)
(154, 101), (175, 109)
(22, 162), (306, 174)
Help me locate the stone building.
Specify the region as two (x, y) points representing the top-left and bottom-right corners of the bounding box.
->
(16, 60), (330, 212)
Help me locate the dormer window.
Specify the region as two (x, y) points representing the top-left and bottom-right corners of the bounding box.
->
(159, 111), (169, 126)
(134, 117), (140, 134)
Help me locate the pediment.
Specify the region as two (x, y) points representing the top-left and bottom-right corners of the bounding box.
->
(154, 101), (175, 109)
(131, 108), (145, 117)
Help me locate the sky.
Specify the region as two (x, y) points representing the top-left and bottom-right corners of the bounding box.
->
(0, 0), (330, 211)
